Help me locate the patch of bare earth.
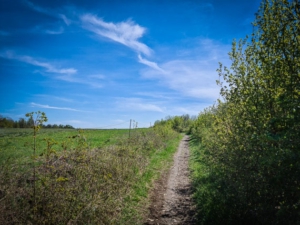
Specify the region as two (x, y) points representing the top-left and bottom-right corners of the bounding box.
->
(144, 135), (196, 225)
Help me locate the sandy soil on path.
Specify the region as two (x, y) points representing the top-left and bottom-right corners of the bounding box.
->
(144, 135), (196, 225)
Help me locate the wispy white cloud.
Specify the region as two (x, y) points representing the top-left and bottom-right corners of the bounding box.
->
(24, 0), (51, 15)
(34, 94), (75, 103)
(59, 14), (71, 26)
(80, 14), (168, 71)
(45, 26), (64, 34)
(56, 74), (103, 88)
(166, 105), (209, 116)
(136, 91), (181, 100)
(138, 54), (164, 72)
(141, 59), (220, 100)
(1, 51), (77, 74)
(114, 96), (211, 118)
(1, 51), (105, 88)
(140, 38), (230, 100)
(115, 98), (164, 112)
(88, 74), (105, 79)
(24, 0), (71, 26)
(81, 14), (152, 56)
(30, 102), (88, 112)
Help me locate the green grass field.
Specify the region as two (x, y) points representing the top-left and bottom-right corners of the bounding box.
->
(0, 128), (140, 165)
(0, 126), (181, 224)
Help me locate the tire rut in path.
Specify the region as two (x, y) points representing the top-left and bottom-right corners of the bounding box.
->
(144, 135), (196, 225)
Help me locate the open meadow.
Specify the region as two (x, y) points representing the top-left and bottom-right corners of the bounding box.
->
(0, 126), (182, 224)
(0, 128), (135, 165)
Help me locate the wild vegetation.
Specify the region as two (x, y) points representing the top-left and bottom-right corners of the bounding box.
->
(0, 112), (181, 224)
(189, 0), (300, 224)
(154, 114), (195, 133)
(1, 0), (299, 224)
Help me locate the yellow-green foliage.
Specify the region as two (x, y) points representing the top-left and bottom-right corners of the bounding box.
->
(190, 0), (300, 224)
(154, 114), (193, 133)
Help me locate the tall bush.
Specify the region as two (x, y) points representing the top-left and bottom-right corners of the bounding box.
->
(191, 0), (300, 224)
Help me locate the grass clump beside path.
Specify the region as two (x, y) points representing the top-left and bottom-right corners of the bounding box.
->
(0, 125), (181, 224)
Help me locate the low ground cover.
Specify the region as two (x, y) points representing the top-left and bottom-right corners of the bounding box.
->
(0, 125), (181, 224)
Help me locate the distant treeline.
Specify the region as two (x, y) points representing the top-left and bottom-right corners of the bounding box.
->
(0, 115), (74, 129)
(154, 114), (195, 133)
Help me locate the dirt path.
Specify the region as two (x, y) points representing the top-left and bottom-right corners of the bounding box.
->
(144, 135), (196, 225)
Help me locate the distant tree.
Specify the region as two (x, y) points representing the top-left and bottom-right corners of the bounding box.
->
(154, 114), (193, 133)
(0, 116), (14, 128)
(27, 117), (34, 128)
(13, 120), (19, 128)
(0, 117), (6, 128)
(154, 120), (161, 126)
(19, 118), (26, 128)
(0, 114), (74, 129)
(171, 116), (183, 132)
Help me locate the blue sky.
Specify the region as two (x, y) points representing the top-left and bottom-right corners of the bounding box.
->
(0, 0), (261, 128)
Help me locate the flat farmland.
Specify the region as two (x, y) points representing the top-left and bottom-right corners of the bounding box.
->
(0, 128), (135, 164)
(0, 125), (181, 224)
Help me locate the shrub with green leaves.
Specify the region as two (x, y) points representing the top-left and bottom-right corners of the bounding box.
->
(190, 0), (300, 224)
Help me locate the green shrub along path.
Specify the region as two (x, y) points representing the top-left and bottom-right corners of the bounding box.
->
(189, 0), (300, 224)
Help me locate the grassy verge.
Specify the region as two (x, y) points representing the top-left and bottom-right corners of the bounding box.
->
(189, 138), (206, 224)
(0, 127), (182, 224)
(119, 133), (183, 224)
